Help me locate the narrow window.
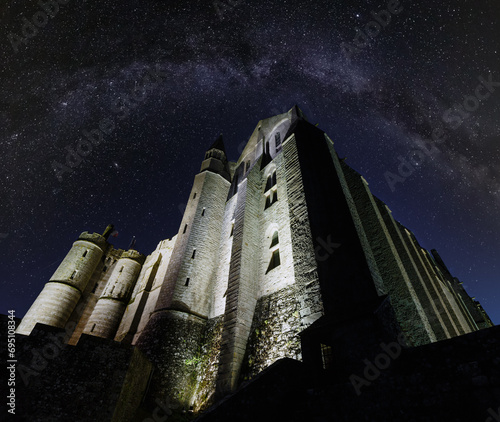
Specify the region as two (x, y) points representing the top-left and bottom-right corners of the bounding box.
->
(119, 266), (124, 273)
(183, 224), (188, 234)
(201, 208), (205, 216)
(234, 174), (239, 194)
(275, 132), (281, 148)
(264, 189), (277, 210)
(102, 265), (107, 272)
(70, 270), (77, 279)
(192, 249), (196, 259)
(185, 278), (190, 286)
(321, 344), (333, 370)
(90, 323), (96, 333)
(82, 250), (88, 257)
(246, 160), (250, 172)
(264, 194), (271, 210)
(110, 286), (115, 294)
(264, 171), (276, 192)
(230, 223), (234, 237)
(271, 231), (279, 248)
(265, 176), (272, 192)
(266, 249), (281, 273)
(265, 140), (270, 155)
(193, 193), (197, 199)
(92, 283), (98, 293)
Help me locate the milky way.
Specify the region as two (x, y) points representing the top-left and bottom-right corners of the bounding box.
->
(1, 0), (499, 322)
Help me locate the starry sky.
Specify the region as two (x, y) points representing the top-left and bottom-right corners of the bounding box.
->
(1, 0), (499, 324)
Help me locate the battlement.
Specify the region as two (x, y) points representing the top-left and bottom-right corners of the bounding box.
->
(78, 231), (109, 249)
(121, 249), (146, 264)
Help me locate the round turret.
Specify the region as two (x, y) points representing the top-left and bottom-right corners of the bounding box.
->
(84, 250), (145, 339)
(17, 231), (108, 335)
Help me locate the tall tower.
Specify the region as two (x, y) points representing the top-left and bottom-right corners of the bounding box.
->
(16, 227), (111, 335)
(83, 249), (145, 339)
(136, 135), (233, 406)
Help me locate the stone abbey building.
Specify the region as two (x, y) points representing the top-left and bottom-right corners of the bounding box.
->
(11, 106), (496, 421)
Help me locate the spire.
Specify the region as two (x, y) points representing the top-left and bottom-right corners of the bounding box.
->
(209, 133), (226, 153)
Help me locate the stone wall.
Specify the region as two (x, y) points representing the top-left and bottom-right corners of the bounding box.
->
(115, 237), (176, 344)
(209, 195), (237, 319)
(191, 316), (224, 412)
(216, 167), (260, 394)
(135, 310), (206, 409)
(5, 320), (152, 422)
(340, 162), (436, 345)
(239, 286), (302, 381)
(195, 324), (500, 422)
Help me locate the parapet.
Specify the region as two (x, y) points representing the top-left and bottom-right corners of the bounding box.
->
(78, 232), (109, 249)
(121, 249), (146, 265)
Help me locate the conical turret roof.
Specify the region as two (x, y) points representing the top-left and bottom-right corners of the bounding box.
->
(209, 134), (226, 153)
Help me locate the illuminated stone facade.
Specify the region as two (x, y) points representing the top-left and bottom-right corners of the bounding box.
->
(16, 106), (493, 418)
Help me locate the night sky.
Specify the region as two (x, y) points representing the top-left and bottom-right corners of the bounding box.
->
(1, 0), (499, 324)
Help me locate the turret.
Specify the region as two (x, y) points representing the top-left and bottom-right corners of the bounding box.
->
(200, 134), (231, 181)
(150, 135), (233, 317)
(136, 135), (234, 408)
(17, 229), (110, 335)
(83, 249), (145, 339)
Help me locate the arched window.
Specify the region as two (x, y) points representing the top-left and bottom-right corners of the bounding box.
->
(275, 132), (281, 149)
(271, 231), (279, 247)
(265, 176), (273, 192)
(266, 230), (280, 273)
(264, 186), (278, 210)
(264, 170), (277, 193)
(264, 169), (278, 210)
